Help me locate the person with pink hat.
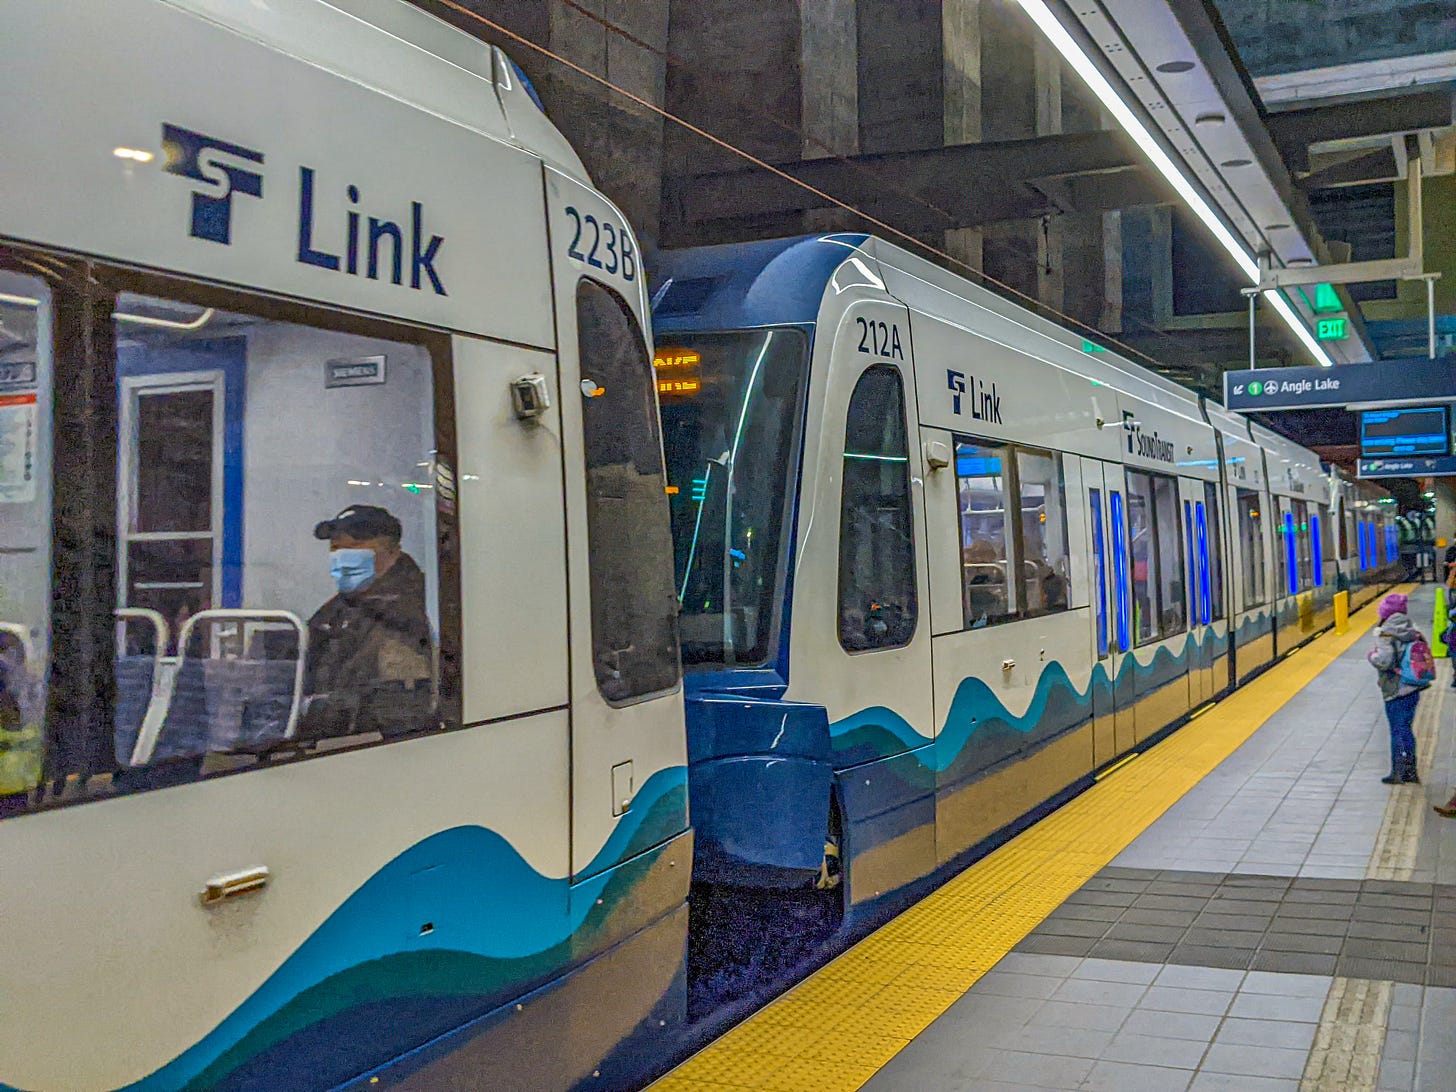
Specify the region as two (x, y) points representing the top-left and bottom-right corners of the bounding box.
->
(1368, 592), (1431, 785)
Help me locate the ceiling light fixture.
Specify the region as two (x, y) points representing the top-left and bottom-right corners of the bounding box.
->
(1012, 0), (1333, 368)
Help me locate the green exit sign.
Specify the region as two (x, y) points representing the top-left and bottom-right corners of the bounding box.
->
(1316, 317), (1348, 341)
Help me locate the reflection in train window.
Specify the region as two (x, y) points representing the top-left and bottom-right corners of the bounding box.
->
(1238, 489), (1267, 607)
(0, 269), (52, 814)
(956, 439), (1013, 628)
(1015, 449), (1070, 619)
(6, 268), (461, 818)
(838, 365), (917, 652)
(1125, 470), (1185, 644)
(1203, 483), (1225, 621)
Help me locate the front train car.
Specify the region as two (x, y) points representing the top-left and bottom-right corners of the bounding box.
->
(0, 2), (688, 1089)
(652, 234), (1246, 923)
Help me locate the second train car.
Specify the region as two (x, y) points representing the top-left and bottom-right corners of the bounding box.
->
(650, 233), (1401, 916)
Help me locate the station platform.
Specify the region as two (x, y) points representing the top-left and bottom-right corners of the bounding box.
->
(652, 585), (1456, 1092)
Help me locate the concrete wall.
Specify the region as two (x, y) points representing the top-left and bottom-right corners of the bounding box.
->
(1212, 0), (1456, 77)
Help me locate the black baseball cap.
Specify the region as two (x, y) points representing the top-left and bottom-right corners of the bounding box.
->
(314, 505), (402, 542)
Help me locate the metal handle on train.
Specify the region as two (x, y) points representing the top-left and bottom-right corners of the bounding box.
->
(1001, 658), (1016, 671)
(200, 867), (270, 906)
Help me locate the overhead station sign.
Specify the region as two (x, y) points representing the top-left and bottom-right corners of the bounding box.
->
(1224, 358), (1456, 412)
(1359, 455), (1456, 480)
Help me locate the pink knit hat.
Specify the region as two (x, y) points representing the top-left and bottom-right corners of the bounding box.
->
(1378, 593), (1409, 622)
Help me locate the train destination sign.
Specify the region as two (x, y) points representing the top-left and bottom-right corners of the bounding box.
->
(1224, 357), (1456, 412)
(1358, 455), (1456, 480)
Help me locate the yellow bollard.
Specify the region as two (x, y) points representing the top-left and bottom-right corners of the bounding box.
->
(1334, 590), (1350, 635)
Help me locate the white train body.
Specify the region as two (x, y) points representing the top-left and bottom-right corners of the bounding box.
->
(652, 233), (1399, 911)
(0, 2), (688, 1089)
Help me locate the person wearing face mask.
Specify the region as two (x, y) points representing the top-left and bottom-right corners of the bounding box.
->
(299, 505), (434, 741)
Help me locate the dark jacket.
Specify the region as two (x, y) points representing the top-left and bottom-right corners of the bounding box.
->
(303, 554), (434, 737)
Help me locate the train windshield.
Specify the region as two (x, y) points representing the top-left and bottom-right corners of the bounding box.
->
(658, 328), (808, 668)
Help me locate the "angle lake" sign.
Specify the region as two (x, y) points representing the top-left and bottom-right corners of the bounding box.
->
(1223, 357), (1456, 412)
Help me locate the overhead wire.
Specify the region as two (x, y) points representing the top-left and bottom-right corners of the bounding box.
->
(427, 0), (1216, 379)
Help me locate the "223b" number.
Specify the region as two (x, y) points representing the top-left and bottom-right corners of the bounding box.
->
(565, 207), (636, 282)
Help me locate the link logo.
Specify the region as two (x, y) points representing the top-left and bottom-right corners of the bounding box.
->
(159, 123), (448, 296)
(161, 124), (264, 245)
(947, 369), (1001, 424)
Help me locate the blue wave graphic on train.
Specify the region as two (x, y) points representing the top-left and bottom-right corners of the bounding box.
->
(827, 631), (1220, 770)
(0, 767), (687, 1092)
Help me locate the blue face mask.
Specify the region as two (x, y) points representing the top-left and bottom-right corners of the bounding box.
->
(330, 548), (376, 594)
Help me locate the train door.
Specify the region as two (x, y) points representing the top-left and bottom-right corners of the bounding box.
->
(116, 335), (245, 632)
(544, 170), (687, 902)
(792, 297), (936, 903)
(1176, 477), (1223, 710)
(1082, 459), (1131, 763)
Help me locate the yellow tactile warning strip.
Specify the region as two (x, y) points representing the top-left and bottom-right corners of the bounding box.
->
(650, 597), (1407, 1092)
(1300, 977), (1393, 1091)
(1368, 681), (1445, 882)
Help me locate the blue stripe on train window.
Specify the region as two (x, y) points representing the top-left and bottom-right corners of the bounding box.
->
(1196, 502), (1212, 625)
(1312, 513), (1323, 587)
(1285, 511), (1298, 596)
(1090, 488), (1108, 658)
(1184, 499), (1197, 626)
(1111, 490), (1131, 653)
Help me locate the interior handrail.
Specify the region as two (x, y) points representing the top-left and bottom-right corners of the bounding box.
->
(176, 609), (309, 742)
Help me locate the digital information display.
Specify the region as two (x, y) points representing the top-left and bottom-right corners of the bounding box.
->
(1360, 406), (1451, 458)
(653, 347), (702, 398)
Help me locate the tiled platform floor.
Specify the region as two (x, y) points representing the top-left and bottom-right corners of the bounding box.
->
(864, 588), (1456, 1090)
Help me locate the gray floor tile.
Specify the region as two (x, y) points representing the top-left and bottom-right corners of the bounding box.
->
(978, 1049), (1095, 1088)
(1001, 1023), (1115, 1060)
(1025, 999), (1131, 1032)
(1153, 965), (1246, 991)
(933, 994), (1045, 1032)
(1102, 1031), (1209, 1069)
(1213, 1017), (1319, 1051)
(1138, 986), (1235, 1016)
(1226, 990), (1326, 1022)
(1075, 958), (1162, 985)
(1081, 1059), (1194, 1092)
(1379, 1053), (1416, 1090)
(1049, 978), (1149, 1007)
(1383, 1028), (1418, 1061)
(992, 952), (1084, 977)
(1202, 1042), (1312, 1079)
(975, 971), (1066, 1001)
(1238, 971), (1332, 998)
(1121, 1009), (1222, 1042)
(1188, 1074), (1300, 1091)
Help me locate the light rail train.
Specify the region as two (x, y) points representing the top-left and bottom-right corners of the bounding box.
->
(0, 3), (1399, 1090)
(652, 233), (1401, 916)
(3, 2), (686, 1089)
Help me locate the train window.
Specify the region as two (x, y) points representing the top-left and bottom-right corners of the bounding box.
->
(1125, 471), (1159, 644)
(0, 254), (474, 818)
(1237, 490), (1266, 608)
(1202, 483), (1225, 621)
(1125, 471), (1185, 643)
(1089, 489), (1108, 658)
(838, 365), (917, 652)
(577, 280), (681, 699)
(662, 329), (808, 668)
(1292, 500), (1313, 591)
(1152, 475), (1186, 637)
(955, 438), (1015, 628)
(0, 269), (52, 814)
(1015, 449), (1070, 618)
(1312, 505), (1326, 588)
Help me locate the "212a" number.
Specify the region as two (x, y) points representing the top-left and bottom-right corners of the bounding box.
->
(565, 206), (637, 282)
(856, 317), (904, 360)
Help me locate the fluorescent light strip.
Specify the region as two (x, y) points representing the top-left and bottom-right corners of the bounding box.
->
(1014, 0), (1334, 368)
(1263, 289), (1335, 367)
